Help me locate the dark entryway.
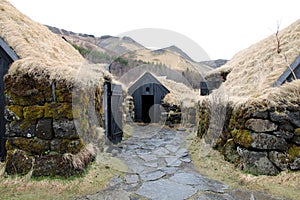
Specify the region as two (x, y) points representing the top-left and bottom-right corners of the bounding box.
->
(142, 95), (154, 123)
(0, 38), (18, 161)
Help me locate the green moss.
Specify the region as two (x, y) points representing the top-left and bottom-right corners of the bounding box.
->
(288, 146), (300, 161)
(7, 137), (50, 155)
(19, 120), (36, 131)
(231, 129), (253, 148)
(44, 103), (73, 120)
(294, 128), (300, 136)
(7, 105), (23, 119)
(23, 106), (44, 120)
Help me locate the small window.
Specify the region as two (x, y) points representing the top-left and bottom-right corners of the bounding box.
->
(146, 87), (150, 92)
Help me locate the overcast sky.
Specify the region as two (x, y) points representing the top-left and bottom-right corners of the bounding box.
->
(7, 0), (300, 61)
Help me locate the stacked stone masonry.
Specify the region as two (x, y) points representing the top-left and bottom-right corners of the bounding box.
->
(4, 74), (103, 178)
(197, 100), (300, 175)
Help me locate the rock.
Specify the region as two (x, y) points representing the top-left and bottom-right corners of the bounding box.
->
(270, 111), (288, 123)
(229, 188), (285, 200)
(7, 137), (50, 155)
(268, 151), (289, 171)
(165, 144), (180, 153)
(153, 147), (170, 156)
(279, 122), (294, 133)
(36, 118), (53, 140)
(250, 110), (269, 119)
(181, 157), (191, 163)
(170, 172), (229, 193)
(144, 162), (158, 168)
(5, 150), (33, 175)
(194, 193), (234, 200)
(50, 139), (84, 154)
(165, 156), (182, 167)
(32, 154), (83, 178)
(245, 119), (277, 132)
(177, 148), (189, 157)
(177, 127), (187, 132)
(139, 170), (166, 181)
(272, 131), (294, 140)
(290, 158), (300, 170)
(160, 167), (178, 174)
(125, 174), (139, 184)
(222, 139), (240, 163)
(138, 154), (157, 162)
(237, 147), (280, 175)
(250, 132), (288, 151)
(292, 136), (300, 145)
(109, 176), (124, 187)
(136, 179), (197, 200)
(5, 121), (36, 138)
(53, 119), (78, 139)
(287, 111), (300, 127)
(270, 111), (300, 127)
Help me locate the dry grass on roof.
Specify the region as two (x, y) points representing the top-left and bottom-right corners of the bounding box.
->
(158, 77), (199, 107)
(211, 19), (300, 106)
(0, 0), (107, 85)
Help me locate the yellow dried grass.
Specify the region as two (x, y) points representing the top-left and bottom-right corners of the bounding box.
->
(208, 19), (300, 107)
(0, 0), (108, 86)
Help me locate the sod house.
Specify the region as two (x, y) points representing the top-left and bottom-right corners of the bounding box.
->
(198, 19), (300, 175)
(0, 0), (110, 177)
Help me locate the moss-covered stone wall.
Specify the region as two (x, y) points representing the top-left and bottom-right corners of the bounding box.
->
(4, 74), (104, 178)
(197, 100), (300, 175)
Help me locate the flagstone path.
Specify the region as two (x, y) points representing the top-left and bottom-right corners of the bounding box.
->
(76, 124), (287, 200)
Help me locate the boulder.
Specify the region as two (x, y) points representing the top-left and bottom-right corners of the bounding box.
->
(7, 137), (50, 155)
(32, 154), (82, 178)
(245, 119), (277, 132)
(222, 139), (240, 163)
(5, 121), (36, 138)
(237, 147), (279, 175)
(5, 150), (33, 175)
(36, 118), (53, 140)
(250, 132), (288, 151)
(268, 151), (289, 171)
(53, 119), (78, 139)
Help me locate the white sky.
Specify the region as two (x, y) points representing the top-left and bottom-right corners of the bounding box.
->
(7, 0), (300, 61)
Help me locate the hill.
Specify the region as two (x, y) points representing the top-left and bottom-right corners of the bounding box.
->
(47, 26), (213, 88)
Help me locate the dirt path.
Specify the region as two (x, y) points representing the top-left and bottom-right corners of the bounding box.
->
(76, 124), (288, 200)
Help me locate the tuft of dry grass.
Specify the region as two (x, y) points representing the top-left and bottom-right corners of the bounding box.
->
(188, 136), (300, 200)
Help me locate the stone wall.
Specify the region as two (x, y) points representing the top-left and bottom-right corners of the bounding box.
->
(4, 74), (104, 178)
(197, 100), (300, 175)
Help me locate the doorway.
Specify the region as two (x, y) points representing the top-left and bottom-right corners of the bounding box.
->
(142, 95), (154, 123)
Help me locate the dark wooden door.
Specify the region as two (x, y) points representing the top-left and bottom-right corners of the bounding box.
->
(0, 50), (12, 161)
(104, 82), (123, 144)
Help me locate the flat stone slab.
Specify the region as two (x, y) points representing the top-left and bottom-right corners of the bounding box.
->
(153, 147), (170, 156)
(138, 154), (157, 162)
(165, 156), (182, 167)
(170, 172), (229, 193)
(144, 162), (158, 168)
(136, 179), (197, 200)
(139, 170), (166, 181)
(181, 157), (191, 163)
(165, 144), (180, 153)
(125, 174), (139, 184)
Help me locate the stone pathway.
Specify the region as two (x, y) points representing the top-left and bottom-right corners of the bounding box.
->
(76, 124), (288, 200)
